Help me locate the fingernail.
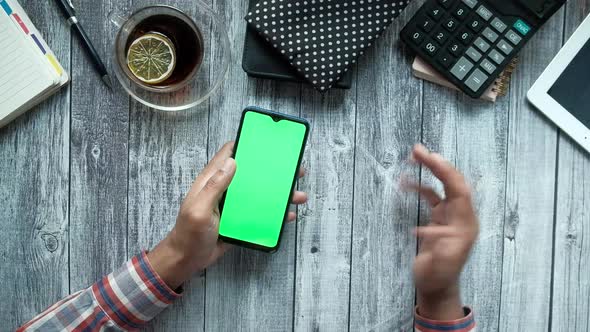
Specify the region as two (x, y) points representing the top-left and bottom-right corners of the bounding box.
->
(221, 158), (234, 172)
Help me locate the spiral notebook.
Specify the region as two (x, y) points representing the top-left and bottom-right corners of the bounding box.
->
(412, 56), (518, 102)
(0, 0), (68, 128)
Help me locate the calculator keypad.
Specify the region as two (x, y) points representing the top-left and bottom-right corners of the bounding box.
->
(419, 17), (436, 33)
(410, 30), (426, 44)
(466, 47), (482, 62)
(428, 6), (445, 21)
(448, 41), (464, 56)
(401, 0), (534, 97)
(461, 0), (478, 8)
(491, 18), (508, 33)
(438, 0), (454, 9)
(480, 59), (497, 74)
(434, 30), (450, 44)
(423, 40), (439, 56)
(453, 4), (469, 20)
(489, 49), (505, 64)
(444, 17), (459, 31)
(467, 17), (484, 32)
(476, 5), (493, 21)
(497, 39), (513, 55)
(437, 52), (455, 68)
(450, 57), (474, 80)
(505, 30), (522, 45)
(465, 69), (488, 91)
(482, 27), (499, 42)
(474, 37), (490, 52)
(458, 29), (474, 44)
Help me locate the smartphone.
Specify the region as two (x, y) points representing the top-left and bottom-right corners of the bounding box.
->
(218, 107), (309, 252)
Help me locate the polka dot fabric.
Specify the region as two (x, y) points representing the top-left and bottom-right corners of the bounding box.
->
(246, 0), (411, 92)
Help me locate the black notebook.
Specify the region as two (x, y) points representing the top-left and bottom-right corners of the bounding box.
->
(242, 0), (353, 89)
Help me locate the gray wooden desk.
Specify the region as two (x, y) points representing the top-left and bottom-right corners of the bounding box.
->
(1, 0), (589, 331)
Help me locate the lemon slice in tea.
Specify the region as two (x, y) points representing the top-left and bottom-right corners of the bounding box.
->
(127, 33), (177, 84)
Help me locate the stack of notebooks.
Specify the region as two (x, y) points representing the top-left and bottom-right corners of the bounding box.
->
(242, 22), (353, 89)
(0, 0), (68, 128)
(242, 0), (412, 92)
(242, 0), (353, 89)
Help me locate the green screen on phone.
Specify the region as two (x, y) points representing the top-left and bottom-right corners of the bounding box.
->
(219, 110), (308, 249)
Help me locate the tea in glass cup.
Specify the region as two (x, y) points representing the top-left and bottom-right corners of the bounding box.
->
(116, 6), (204, 92)
(109, 2), (231, 111)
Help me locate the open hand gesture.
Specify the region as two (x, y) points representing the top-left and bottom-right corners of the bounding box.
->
(405, 144), (479, 320)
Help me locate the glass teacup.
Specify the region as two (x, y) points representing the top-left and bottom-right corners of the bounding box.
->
(109, 2), (230, 111)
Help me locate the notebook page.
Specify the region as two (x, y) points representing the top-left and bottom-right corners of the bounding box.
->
(8, 0), (64, 83)
(0, 10), (55, 116)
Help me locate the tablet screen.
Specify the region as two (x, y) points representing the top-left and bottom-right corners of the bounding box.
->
(548, 40), (590, 127)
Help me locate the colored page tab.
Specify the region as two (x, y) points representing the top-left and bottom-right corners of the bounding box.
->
(46, 54), (63, 75)
(12, 13), (28, 33)
(0, 0), (12, 15)
(0, 9), (58, 114)
(31, 33), (46, 54)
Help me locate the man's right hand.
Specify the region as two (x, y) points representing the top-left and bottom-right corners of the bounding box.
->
(148, 142), (308, 290)
(405, 144), (479, 321)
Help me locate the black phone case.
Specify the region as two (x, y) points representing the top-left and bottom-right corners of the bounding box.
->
(242, 0), (353, 89)
(218, 107), (310, 253)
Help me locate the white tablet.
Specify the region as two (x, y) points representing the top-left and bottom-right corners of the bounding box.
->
(527, 13), (590, 153)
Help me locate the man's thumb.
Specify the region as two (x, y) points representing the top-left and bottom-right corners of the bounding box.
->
(199, 158), (236, 209)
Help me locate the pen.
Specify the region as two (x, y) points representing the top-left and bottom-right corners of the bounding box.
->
(54, 0), (113, 90)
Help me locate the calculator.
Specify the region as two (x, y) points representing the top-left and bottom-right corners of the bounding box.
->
(400, 0), (566, 98)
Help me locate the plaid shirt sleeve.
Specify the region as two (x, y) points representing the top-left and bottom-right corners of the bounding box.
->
(415, 306), (476, 332)
(17, 251), (181, 331)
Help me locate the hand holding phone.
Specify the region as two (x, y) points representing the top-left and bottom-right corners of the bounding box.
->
(147, 137), (308, 289)
(219, 107), (310, 252)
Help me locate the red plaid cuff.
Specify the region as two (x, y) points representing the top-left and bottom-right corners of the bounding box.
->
(414, 306), (475, 332)
(91, 251), (181, 330)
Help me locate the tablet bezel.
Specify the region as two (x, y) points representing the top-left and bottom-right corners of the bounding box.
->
(527, 13), (590, 153)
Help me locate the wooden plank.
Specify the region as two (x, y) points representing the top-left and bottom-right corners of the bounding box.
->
(0, 0), (70, 327)
(498, 10), (564, 331)
(204, 1), (301, 330)
(421, 84), (509, 330)
(127, 98), (209, 331)
(205, 83), (301, 331)
(126, 0), (213, 330)
(552, 136), (590, 332)
(69, 0), (131, 291)
(551, 1), (590, 331)
(349, 4), (422, 330)
(294, 82), (357, 331)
